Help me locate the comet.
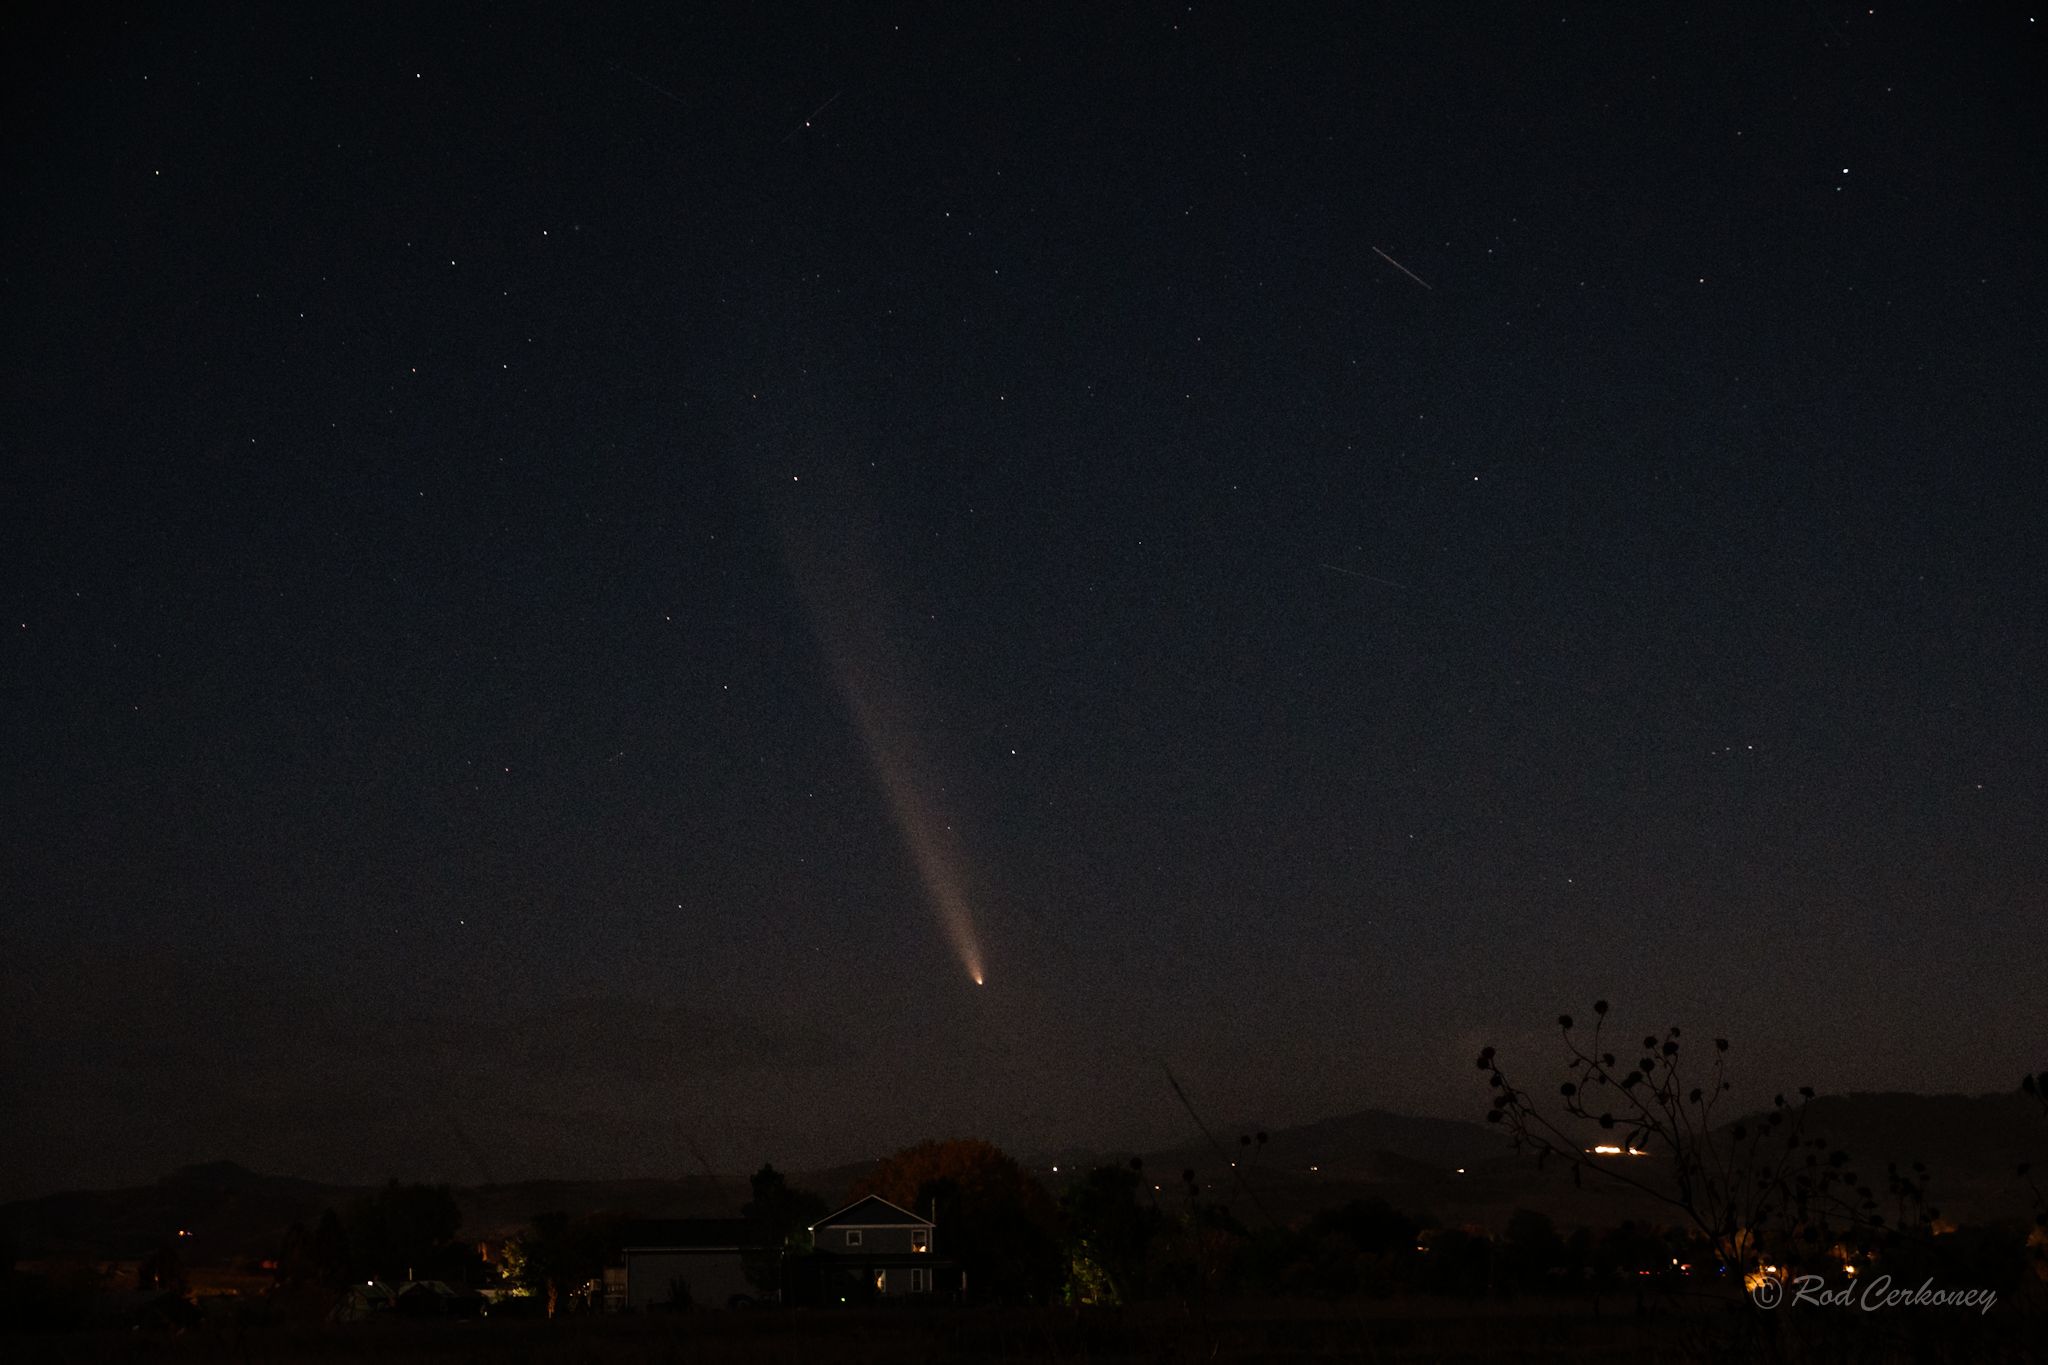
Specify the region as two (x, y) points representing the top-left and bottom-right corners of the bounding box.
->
(839, 682), (989, 988)
(774, 458), (989, 988)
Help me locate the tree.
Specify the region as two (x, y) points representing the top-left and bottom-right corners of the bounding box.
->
(853, 1139), (1062, 1302)
(1253, 1199), (1419, 1300)
(741, 1164), (826, 1297)
(502, 1210), (601, 1317)
(343, 1180), (463, 1282)
(310, 1208), (351, 1287)
(1501, 1209), (1563, 1292)
(1060, 1162), (1167, 1305)
(1476, 1001), (1934, 1274)
(136, 1242), (186, 1295)
(2021, 1071), (2048, 1263)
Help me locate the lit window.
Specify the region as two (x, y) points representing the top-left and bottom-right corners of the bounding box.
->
(845, 1229), (862, 1247)
(911, 1229), (929, 1252)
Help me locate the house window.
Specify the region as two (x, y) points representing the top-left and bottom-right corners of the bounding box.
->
(873, 1269), (887, 1292)
(911, 1229), (929, 1252)
(910, 1268), (928, 1293)
(845, 1229), (862, 1247)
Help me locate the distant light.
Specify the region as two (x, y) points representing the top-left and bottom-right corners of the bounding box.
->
(1455, 1168), (1465, 1175)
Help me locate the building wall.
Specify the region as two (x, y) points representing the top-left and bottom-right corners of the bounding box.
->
(816, 1223), (929, 1256)
(623, 1249), (753, 1309)
(877, 1265), (936, 1295)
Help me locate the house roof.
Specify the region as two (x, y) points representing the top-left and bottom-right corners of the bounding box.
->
(810, 1195), (933, 1230)
(616, 1217), (765, 1251)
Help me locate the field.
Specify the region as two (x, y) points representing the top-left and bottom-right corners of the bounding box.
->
(5, 1295), (2040, 1365)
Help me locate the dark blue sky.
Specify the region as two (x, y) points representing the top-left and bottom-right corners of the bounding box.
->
(4, 2), (2043, 1198)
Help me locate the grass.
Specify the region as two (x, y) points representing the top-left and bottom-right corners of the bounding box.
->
(4, 1295), (2039, 1364)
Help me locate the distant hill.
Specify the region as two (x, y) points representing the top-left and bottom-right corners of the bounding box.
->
(1037, 1094), (2043, 1232)
(0, 1162), (343, 1263)
(1743, 1091), (2042, 1227)
(7, 1092), (2037, 1262)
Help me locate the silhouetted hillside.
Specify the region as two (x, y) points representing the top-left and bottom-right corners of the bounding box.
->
(7, 1092), (2038, 1263)
(1035, 1093), (2044, 1232)
(1, 1163), (343, 1261)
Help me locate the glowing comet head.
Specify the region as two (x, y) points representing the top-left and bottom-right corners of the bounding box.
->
(973, 971), (985, 986)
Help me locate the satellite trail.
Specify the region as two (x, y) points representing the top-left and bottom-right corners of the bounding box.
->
(1372, 245), (1433, 290)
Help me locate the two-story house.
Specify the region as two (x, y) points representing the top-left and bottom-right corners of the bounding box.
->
(807, 1195), (958, 1301)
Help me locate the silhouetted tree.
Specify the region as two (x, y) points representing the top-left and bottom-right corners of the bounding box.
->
(1502, 1208), (1563, 1292)
(1415, 1228), (1491, 1296)
(1306, 1198), (1418, 1259)
(310, 1208), (350, 1287)
(1060, 1163), (1168, 1304)
(741, 1164), (826, 1297)
(273, 1221), (312, 1289)
(343, 1180), (462, 1282)
(1255, 1199), (1420, 1299)
(1476, 1001), (1935, 1272)
(853, 1139), (1063, 1302)
(136, 1242), (186, 1294)
(2021, 1071), (2048, 1261)
(502, 1210), (616, 1317)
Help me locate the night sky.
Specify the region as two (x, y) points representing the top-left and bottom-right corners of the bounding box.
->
(5, 3), (2044, 1200)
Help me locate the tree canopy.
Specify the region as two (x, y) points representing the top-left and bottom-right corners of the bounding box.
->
(853, 1139), (1062, 1302)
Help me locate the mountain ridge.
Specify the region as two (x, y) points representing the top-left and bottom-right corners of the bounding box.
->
(5, 1091), (2036, 1260)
